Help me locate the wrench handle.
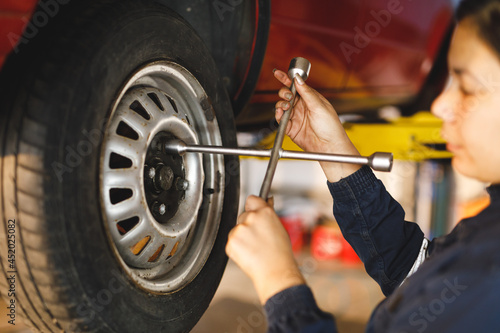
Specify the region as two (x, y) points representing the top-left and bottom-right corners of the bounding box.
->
(259, 82), (297, 199)
(259, 57), (311, 200)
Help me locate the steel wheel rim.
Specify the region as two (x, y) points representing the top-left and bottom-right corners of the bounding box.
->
(100, 61), (225, 293)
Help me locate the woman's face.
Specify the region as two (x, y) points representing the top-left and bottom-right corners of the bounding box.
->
(432, 20), (500, 183)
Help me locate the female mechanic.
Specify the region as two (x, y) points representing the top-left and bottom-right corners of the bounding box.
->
(226, 0), (500, 331)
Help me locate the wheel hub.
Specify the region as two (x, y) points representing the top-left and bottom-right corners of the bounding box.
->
(100, 62), (225, 293)
(144, 133), (187, 223)
(101, 86), (204, 272)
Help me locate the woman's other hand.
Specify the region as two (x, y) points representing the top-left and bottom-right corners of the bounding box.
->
(226, 195), (305, 304)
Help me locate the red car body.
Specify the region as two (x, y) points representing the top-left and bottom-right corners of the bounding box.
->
(257, 0), (452, 101)
(238, 0), (454, 125)
(0, 0), (38, 68)
(0, 0), (453, 121)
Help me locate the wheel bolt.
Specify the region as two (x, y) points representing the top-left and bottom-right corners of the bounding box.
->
(175, 177), (189, 191)
(159, 204), (166, 215)
(148, 166), (156, 179)
(152, 201), (167, 216)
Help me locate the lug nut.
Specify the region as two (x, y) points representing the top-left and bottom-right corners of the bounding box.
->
(175, 177), (189, 191)
(159, 204), (166, 215)
(152, 201), (167, 216)
(148, 166), (156, 179)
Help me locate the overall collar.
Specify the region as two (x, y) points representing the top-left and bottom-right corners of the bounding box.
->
(487, 184), (500, 202)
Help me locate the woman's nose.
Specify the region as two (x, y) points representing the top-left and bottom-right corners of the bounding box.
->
(431, 80), (457, 122)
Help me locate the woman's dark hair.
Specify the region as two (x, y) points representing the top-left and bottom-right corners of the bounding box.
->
(456, 0), (500, 57)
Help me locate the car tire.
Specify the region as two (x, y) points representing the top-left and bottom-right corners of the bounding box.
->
(0, 1), (239, 332)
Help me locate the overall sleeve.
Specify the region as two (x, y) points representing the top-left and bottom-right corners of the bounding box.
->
(328, 166), (424, 296)
(262, 166), (425, 332)
(264, 285), (337, 333)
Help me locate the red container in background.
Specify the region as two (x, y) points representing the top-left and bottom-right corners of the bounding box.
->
(311, 224), (362, 263)
(311, 225), (343, 260)
(279, 216), (304, 253)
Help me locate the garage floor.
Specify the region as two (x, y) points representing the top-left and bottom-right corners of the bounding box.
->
(193, 256), (384, 333)
(1, 255), (383, 333)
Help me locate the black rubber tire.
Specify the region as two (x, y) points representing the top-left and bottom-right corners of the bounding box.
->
(0, 1), (239, 332)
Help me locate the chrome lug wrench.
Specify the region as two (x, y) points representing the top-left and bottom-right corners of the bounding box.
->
(165, 141), (393, 173)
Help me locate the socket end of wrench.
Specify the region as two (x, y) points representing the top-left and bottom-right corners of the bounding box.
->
(288, 57), (311, 81)
(164, 139), (187, 156)
(368, 152), (393, 172)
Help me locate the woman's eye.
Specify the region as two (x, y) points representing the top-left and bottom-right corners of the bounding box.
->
(460, 86), (475, 96)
